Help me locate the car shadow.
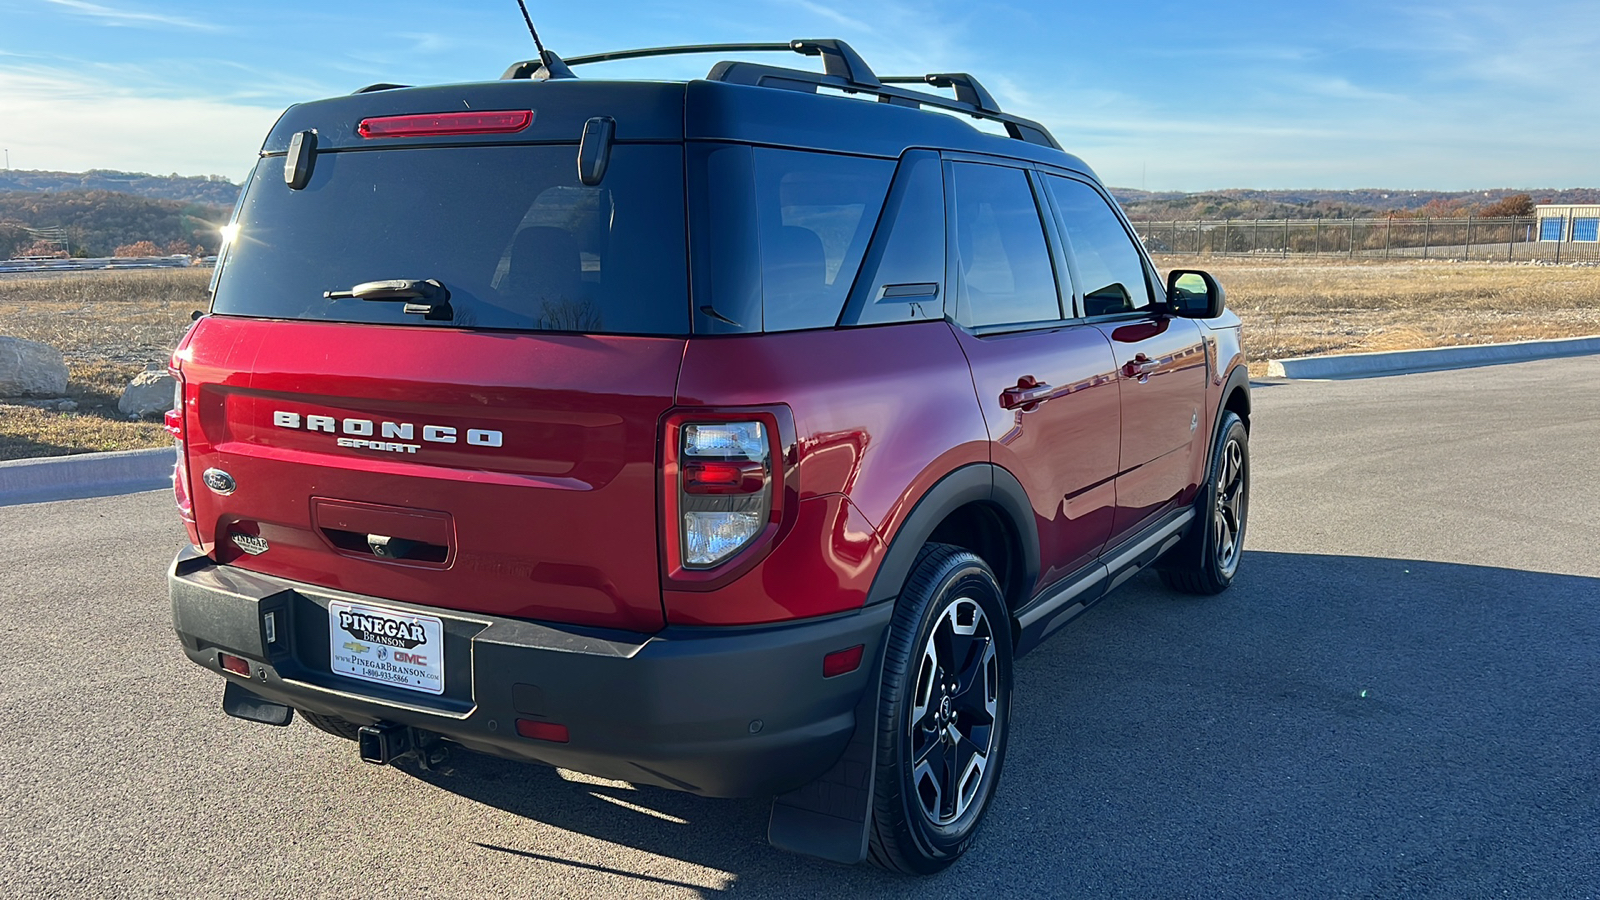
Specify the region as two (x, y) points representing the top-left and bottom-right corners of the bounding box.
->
(396, 551), (1600, 897)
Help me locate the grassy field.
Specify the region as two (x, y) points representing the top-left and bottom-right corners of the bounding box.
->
(1154, 256), (1600, 376)
(2, 261), (1599, 459)
(0, 268), (205, 460)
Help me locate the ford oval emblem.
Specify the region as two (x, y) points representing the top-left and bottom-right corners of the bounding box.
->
(202, 468), (236, 495)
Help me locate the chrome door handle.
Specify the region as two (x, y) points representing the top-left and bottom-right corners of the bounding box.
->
(1122, 353), (1157, 381)
(1000, 377), (1054, 410)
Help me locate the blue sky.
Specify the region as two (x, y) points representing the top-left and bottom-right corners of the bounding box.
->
(0, 0), (1595, 191)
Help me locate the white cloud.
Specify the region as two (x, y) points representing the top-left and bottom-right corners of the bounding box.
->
(42, 0), (217, 31)
(0, 65), (278, 178)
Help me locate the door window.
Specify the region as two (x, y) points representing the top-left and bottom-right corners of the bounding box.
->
(949, 163), (1062, 328)
(1045, 176), (1153, 316)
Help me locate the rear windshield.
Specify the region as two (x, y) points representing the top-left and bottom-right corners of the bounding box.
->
(213, 144), (688, 334)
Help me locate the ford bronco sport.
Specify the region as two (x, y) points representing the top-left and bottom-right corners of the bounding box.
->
(167, 38), (1250, 874)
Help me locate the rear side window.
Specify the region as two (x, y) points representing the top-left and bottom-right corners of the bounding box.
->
(213, 144), (688, 334)
(753, 149), (894, 332)
(1045, 176), (1152, 316)
(949, 162), (1061, 328)
(844, 150), (946, 326)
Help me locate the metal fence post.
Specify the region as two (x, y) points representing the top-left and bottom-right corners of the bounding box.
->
(1254, 218), (1260, 255)
(1385, 217), (1391, 258)
(1283, 219), (1289, 259)
(1424, 218), (1431, 259)
(1349, 219), (1355, 258)
(1465, 214), (1474, 260)
(1314, 219), (1321, 256)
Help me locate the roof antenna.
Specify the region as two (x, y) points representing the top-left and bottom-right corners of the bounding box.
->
(513, 0), (575, 80)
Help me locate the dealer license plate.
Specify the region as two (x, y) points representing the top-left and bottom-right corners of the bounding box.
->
(327, 599), (444, 695)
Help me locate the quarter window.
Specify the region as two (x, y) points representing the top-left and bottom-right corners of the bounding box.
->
(949, 162), (1061, 328)
(752, 148), (894, 332)
(1045, 176), (1153, 316)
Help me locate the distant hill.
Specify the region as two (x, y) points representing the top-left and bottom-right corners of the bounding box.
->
(0, 191), (229, 258)
(0, 169), (240, 207)
(1107, 187), (1600, 221)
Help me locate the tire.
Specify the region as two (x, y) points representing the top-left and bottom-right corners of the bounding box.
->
(298, 709), (364, 741)
(868, 543), (1013, 875)
(1159, 410), (1250, 595)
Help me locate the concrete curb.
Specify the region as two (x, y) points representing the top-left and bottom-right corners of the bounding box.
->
(1267, 334), (1600, 380)
(0, 446), (174, 507)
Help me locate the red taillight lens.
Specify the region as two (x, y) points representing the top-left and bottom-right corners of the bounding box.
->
(515, 719), (570, 743)
(219, 652), (250, 676)
(163, 408), (183, 439)
(358, 110), (533, 139)
(683, 460), (766, 495)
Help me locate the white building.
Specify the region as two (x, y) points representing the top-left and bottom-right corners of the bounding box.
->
(1534, 204), (1600, 242)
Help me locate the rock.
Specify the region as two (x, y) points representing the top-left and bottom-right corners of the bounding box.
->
(56, 399), (78, 412)
(117, 369), (177, 419)
(0, 336), (69, 397)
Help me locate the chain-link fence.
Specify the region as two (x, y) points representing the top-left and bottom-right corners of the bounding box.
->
(1134, 217), (1600, 262)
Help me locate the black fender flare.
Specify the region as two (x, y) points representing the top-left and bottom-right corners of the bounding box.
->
(863, 463), (1040, 610)
(1216, 363), (1251, 430)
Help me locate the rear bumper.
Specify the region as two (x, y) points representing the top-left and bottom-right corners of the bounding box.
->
(169, 547), (889, 798)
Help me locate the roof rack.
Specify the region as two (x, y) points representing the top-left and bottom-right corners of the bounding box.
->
(499, 38), (1059, 150)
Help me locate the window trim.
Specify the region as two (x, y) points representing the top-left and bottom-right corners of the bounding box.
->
(940, 156), (1068, 333)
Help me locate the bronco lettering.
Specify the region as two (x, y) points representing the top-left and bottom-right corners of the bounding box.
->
(275, 411), (501, 450)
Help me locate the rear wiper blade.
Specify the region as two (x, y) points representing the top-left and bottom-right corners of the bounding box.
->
(323, 279), (453, 321)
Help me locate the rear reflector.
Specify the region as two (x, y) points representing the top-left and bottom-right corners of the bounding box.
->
(219, 652), (250, 676)
(163, 408), (183, 439)
(358, 110), (533, 139)
(515, 719), (570, 743)
(823, 644), (865, 678)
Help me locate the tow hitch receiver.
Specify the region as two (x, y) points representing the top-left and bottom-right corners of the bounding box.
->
(357, 722), (451, 770)
(358, 722), (413, 765)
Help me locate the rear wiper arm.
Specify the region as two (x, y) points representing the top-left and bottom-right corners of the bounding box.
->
(323, 279), (453, 321)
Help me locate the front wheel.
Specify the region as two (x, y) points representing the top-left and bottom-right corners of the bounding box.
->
(868, 543), (1013, 874)
(1160, 410), (1250, 595)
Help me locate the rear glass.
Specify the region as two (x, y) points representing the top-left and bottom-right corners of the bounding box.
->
(213, 145), (688, 334)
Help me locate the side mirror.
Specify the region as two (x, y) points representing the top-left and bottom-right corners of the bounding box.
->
(1165, 269), (1226, 319)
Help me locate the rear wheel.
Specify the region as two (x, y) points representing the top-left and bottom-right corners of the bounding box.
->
(868, 543), (1012, 874)
(1160, 410), (1249, 595)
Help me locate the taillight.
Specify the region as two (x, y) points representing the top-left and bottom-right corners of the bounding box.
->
(168, 367), (196, 528)
(680, 422), (771, 567)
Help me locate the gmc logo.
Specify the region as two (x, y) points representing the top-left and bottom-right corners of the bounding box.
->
(395, 651), (428, 666)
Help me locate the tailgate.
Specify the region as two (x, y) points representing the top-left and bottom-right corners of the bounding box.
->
(179, 316), (682, 632)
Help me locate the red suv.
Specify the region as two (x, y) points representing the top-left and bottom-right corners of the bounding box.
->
(168, 39), (1250, 874)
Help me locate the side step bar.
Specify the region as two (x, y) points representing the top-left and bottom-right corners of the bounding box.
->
(1012, 507), (1194, 657)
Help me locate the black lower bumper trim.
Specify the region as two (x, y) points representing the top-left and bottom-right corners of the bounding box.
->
(170, 548), (892, 798)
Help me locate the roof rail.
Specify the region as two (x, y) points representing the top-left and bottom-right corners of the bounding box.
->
(499, 37), (1059, 150)
(881, 74), (999, 115)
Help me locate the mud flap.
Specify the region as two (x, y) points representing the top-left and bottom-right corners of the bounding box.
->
(222, 679), (294, 726)
(767, 633), (886, 864)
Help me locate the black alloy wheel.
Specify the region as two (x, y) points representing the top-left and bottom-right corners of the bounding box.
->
(1160, 410), (1250, 595)
(868, 543), (1013, 874)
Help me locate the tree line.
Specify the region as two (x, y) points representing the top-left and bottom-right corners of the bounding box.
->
(0, 190), (229, 259)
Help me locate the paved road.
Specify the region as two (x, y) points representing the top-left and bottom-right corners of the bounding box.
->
(2, 357), (1597, 898)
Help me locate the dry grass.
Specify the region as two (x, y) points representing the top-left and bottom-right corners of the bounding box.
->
(1154, 256), (1600, 376)
(0, 269), (204, 460)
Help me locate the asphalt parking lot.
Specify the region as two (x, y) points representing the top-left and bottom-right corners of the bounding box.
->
(2, 356), (1597, 898)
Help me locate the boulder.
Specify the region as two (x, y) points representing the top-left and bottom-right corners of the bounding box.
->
(0, 336), (69, 397)
(118, 368), (177, 419)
